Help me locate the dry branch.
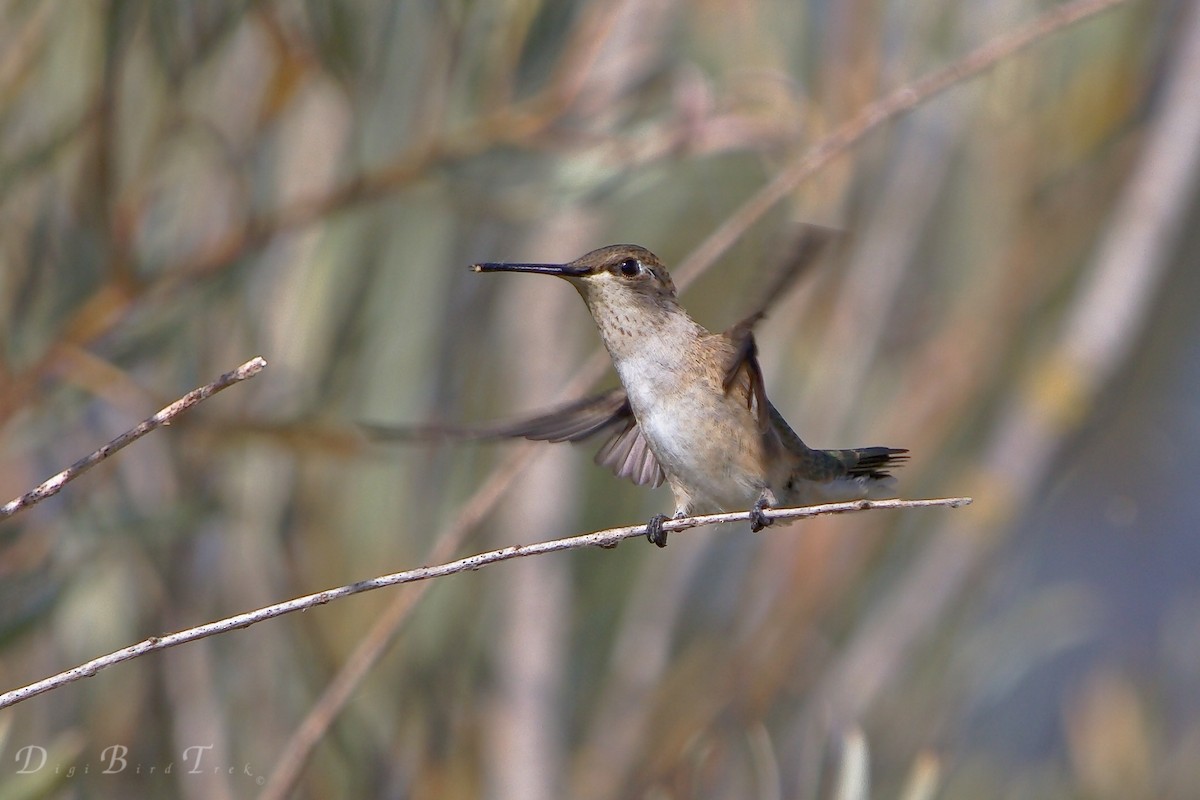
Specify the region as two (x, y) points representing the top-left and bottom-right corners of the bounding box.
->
(1, 357), (267, 520)
(0, 496), (969, 710)
(672, 0), (1131, 287)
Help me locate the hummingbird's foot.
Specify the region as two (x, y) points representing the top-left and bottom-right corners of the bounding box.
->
(646, 513), (670, 548)
(750, 494), (774, 533)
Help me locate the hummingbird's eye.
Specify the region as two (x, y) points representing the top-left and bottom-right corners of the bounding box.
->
(618, 258), (641, 277)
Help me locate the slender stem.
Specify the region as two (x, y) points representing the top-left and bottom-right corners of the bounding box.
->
(0, 496), (970, 710)
(1, 357), (267, 520)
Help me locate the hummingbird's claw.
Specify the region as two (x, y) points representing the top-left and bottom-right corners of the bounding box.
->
(750, 496), (774, 532)
(646, 513), (670, 547)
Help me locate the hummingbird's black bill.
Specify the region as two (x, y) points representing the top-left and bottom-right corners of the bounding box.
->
(472, 262), (590, 277)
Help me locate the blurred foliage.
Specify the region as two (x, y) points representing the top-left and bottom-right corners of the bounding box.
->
(1, 0), (1196, 798)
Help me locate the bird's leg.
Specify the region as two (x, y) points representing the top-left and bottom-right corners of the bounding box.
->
(646, 510), (690, 547)
(645, 513), (670, 547)
(750, 488), (778, 532)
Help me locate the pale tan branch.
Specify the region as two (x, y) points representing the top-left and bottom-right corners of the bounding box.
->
(672, 0), (1131, 288)
(0, 496), (969, 710)
(1, 357), (268, 520)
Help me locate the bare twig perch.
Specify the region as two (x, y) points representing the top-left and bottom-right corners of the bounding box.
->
(0, 496), (969, 709)
(0, 356), (268, 520)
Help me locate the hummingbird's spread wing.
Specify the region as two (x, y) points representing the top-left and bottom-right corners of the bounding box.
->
(363, 388), (629, 443)
(593, 416), (666, 487)
(720, 326), (771, 434)
(730, 224), (839, 333)
(364, 388), (666, 488)
(472, 389), (665, 487)
(495, 391), (664, 487)
(469, 388), (634, 443)
(716, 224), (840, 436)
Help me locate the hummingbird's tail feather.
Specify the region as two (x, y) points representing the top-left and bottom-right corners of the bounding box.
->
(829, 447), (909, 480)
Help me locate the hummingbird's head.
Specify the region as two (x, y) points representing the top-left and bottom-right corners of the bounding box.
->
(473, 245), (697, 361)
(472, 244), (678, 313)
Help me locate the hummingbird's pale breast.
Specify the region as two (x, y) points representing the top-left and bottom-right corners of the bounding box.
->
(598, 313), (776, 516)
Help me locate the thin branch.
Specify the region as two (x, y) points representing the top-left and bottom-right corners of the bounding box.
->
(0, 496), (969, 710)
(0, 357), (267, 520)
(672, 0), (1131, 287)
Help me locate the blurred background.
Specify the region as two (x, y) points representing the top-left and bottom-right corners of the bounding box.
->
(1, 0), (1197, 797)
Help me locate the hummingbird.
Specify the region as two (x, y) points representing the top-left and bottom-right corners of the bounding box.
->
(378, 242), (907, 547)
